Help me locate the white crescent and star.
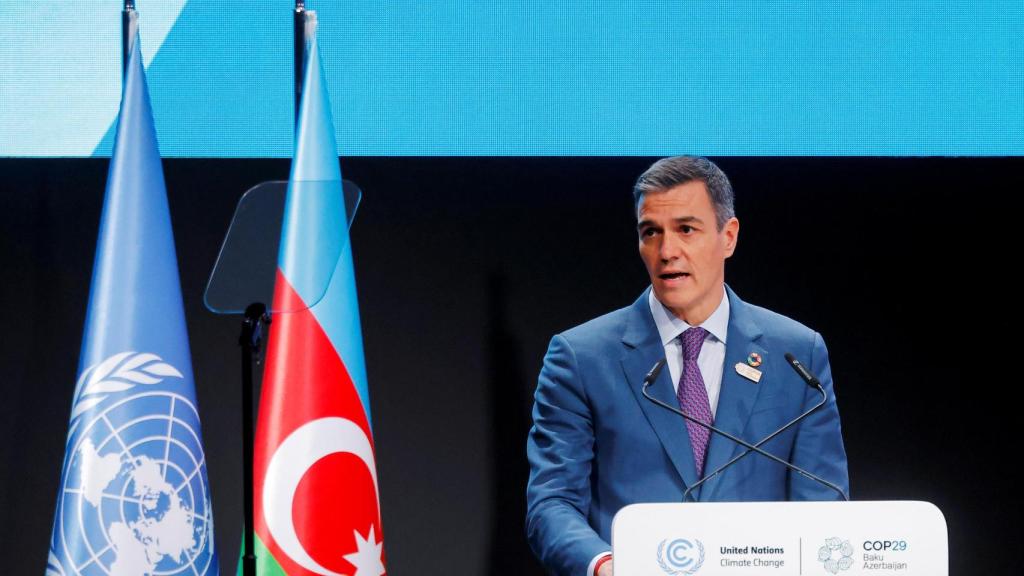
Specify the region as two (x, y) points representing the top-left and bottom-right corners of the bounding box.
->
(262, 417), (381, 576)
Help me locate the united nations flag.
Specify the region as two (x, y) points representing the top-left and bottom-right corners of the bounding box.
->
(46, 27), (217, 576)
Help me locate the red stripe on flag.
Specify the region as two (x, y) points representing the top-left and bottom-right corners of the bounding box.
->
(254, 270), (383, 575)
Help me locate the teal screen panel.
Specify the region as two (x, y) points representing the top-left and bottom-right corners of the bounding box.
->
(1, 1), (1021, 156)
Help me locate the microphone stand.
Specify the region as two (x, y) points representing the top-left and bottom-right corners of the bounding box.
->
(641, 358), (849, 501)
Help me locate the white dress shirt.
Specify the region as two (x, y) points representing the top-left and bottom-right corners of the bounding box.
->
(648, 288), (730, 417)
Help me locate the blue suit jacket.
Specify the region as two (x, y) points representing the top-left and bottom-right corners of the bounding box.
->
(525, 286), (849, 576)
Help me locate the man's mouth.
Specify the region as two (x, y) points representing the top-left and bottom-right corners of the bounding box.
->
(659, 272), (690, 280)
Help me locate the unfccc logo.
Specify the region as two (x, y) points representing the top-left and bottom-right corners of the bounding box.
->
(818, 537), (854, 574)
(656, 538), (705, 575)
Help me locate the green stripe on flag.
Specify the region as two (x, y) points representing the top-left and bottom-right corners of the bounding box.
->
(236, 534), (289, 576)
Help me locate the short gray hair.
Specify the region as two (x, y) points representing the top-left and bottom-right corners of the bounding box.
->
(633, 156), (735, 230)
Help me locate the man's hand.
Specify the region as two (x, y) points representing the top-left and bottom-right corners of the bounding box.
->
(597, 558), (613, 576)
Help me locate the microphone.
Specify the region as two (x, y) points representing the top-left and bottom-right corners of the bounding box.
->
(643, 358), (667, 385)
(784, 352), (821, 389)
(641, 355), (848, 501)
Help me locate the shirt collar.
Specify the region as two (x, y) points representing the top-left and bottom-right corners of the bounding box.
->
(648, 287), (730, 346)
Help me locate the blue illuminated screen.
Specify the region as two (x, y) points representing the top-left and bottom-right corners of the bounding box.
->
(1, 1), (1022, 156)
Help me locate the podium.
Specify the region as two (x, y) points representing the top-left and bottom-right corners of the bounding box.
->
(611, 501), (947, 575)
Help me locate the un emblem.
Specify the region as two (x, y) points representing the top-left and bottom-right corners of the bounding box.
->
(48, 352), (215, 576)
(656, 538), (705, 575)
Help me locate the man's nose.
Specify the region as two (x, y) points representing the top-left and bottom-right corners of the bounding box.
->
(659, 232), (683, 262)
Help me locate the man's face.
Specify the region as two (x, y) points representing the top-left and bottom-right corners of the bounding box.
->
(637, 180), (739, 325)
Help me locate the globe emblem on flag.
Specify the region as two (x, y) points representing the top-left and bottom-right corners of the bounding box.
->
(50, 353), (215, 576)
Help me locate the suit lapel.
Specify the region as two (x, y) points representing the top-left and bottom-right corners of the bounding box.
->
(701, 286), (770, 501)
(621, 290), (700, 493)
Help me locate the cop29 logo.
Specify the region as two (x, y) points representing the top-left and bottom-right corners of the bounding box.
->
(818, 537), (854, 574)
(656, 538), (705, 575)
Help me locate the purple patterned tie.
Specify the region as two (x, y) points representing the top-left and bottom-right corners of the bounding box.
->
(678, 327), (713, 477)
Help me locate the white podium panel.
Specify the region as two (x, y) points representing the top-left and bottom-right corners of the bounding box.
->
(611, 501), (946, 576)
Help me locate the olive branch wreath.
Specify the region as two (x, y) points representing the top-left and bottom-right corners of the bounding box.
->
(68, 351), (183, 434)
(656, 539), (705, 575)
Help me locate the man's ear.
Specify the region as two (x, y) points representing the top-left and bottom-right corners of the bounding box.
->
(723, 217), (739, 258)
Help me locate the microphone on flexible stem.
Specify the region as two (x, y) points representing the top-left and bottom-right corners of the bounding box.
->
(784, 352), (820, 388)
(641, 356), (848, 502)
(643, 358), (667, 384)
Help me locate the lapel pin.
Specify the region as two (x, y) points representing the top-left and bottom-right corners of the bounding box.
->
(747, 352), (762, 367)
(735, 362), (762, 383)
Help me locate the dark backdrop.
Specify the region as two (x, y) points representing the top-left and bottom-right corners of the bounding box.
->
(1, 157), (1018, 574)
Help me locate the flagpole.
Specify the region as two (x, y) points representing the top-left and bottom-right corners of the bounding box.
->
(121, 0), (136, 74)
(294, 1), (308, 123)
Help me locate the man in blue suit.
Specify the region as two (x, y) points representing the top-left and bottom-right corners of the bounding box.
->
(526, 156), (849, 576)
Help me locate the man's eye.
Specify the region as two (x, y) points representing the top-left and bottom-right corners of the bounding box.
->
(680, 225), (694, 234)
(641, 228), (658, 237)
